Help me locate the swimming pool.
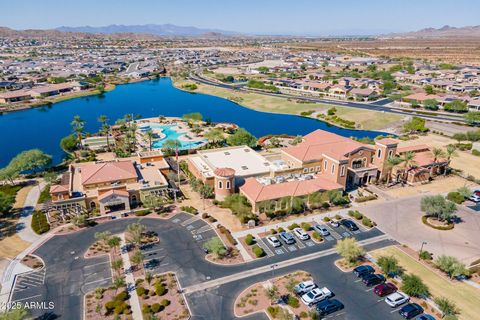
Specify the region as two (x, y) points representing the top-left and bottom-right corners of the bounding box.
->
(139, 123), (207, 150)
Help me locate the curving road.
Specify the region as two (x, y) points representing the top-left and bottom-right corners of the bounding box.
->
(189, 73), (467, 124)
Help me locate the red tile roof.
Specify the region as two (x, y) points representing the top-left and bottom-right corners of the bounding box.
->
(50, 184), (69, 193)
(282, 129), (373, 162)
(81, 161), (137, 186)
(98, 189), (129, 201)
(240, 175), (342, 203)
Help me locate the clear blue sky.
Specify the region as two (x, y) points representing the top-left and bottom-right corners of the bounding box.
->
(4, 0), (480, 35)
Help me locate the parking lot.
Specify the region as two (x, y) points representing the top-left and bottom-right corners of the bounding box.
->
(257, 221), (368, 258)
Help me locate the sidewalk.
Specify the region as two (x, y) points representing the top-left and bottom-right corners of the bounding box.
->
(119, 234), (142, 320)
(16, 181), (46, 243)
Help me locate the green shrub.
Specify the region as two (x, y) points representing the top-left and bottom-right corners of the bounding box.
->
(160, 299), (170, 307)
(115, 291), (128, 301)
(446, 192), (464, 204)
(151, 303), (163, 313)
(472, 149), (480, 156)
(288, 296), (300, 308)
(155, 282), (166, 296)
(312, 232), (322, 241)
(323, 217), (331, 222)
(31, 211), (50, 234)
(362, 216), (373, 228)
(245, 234), (255, 245)
(422, 215), (454, 230)
(335, 214), (342, 220)
(142, 304), (151, 314)
(270, 229), (277, 234)
(419, 250), (433, 261)
(301, 222), (311, 231)
(321, 202), (330, 209)
(288, 223), (300, 230)
(105, 301), (116, 313)
(136, 287), (146, 296)
(277, 227), (285, 233)
(180, 206), (198, 215)
(252, 245), (265, 258)
(347, 210), (355, 217)
(353, 211), (363, 220)
(267, 306), (280, 317)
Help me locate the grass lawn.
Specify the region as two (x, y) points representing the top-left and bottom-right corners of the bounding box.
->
(174, 79), (403, 131)
(38, 184), (51, 204)
(370, 246), (480, 320)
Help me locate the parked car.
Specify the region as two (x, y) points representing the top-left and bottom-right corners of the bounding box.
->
(279, 232), (295, 245)
(293, 227), (310, 240)
(266, 236), (281, 247)
(353, 265), (375, 278)
(294, 280), (317, 296)
(373, 283), (397, 297)
(330, 220), (340, 228)
(316, 299), (344, 316)
(399, 303), (424, 319)
(468, 194), (480, 203)
(341, 219), (359, 231)
(313, 225), (330, 236)
(362, 274), (385, 287)
(301, 287), (333, 306)
(415, 314), (435, 320)
(385, 291), (410, 307)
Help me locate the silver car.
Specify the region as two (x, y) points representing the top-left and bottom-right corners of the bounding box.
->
(313, 225), (330, 236)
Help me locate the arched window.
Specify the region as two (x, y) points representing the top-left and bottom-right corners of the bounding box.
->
(90, 201), (96, 209)
(226, 181), (231, 189)
(352, 159), (363, 169)
(218, 181), (223, 189)
(377, 149), (382, 158)
(131, 194), (137, 203)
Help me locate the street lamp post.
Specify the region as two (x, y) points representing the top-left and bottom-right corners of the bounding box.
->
(271, 264), (278, 278)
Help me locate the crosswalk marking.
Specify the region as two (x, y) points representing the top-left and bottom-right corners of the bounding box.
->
(181, 216), (200, 226)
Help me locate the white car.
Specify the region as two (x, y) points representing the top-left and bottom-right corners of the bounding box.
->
(385, 291), (410, 307)
(301, 287), (333, 306)
(330, 220), (340, 228)
(293, 228), (310, 241)
(313, 225), (330, 236)
(468, 194), (480, 203)
(294, 280), (317, 295)
(266, 236), (281, 247)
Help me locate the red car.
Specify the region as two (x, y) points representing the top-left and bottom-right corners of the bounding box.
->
(373, 282), (397, 297)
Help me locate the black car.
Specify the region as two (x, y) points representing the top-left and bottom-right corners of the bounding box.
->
(361, 273), (385, 287)
(399, 303), (424, 319)
(341, 219), (359, 231)
(316, 299), (344, 316)
(353, 265), (375, 277)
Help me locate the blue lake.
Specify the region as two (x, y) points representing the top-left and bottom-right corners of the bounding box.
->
(0, 78), (387, 167)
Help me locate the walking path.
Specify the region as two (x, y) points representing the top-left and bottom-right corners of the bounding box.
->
(119, 234), (142, 320)
(16, 181), (46, 243)
(183, 234), (391, 294)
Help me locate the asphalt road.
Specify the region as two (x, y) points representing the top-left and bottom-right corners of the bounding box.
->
(189, 73), (467, 124)
(10, 213), (395, 319)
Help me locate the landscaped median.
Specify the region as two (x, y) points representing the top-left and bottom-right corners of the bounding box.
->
(234, 271), (314, 319)
(370, 246), (480, 320)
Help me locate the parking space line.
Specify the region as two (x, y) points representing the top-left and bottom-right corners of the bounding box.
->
(18, 278), (43, 286)
(390, 307), (402, 313)
(84, 261), (110, 268)
(193, 225), (213, 234)
(160, 263), (169, 267)
(181, 216), (200, 226)
(12, 294), (42, 303)
(365, 287), (374, 292)
(142, 248), (164, 254)
(377, 298), (384, 302)
(23, 273), (44, 281)
(84, 277), (112, 286)
(256, 238), (273, 256)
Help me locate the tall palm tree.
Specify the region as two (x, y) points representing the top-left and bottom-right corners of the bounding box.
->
(384, 156), (402, 184)
(71, 115), (85, 149)
(112, 276), (125, 294)
(444, 145), (457, 176)
(430, 147), (446, 175)
(399, 151), (417, 182)
(97, 115), (111, 150)
(107, 236), (121, 255)
(143, 129), (155, 151)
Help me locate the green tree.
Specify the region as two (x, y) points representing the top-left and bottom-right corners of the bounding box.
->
(161, 139), (181, 156)
(107, 236), (121, 255)
(143, 128), (155, 151)
(8, 149), (52, 174)
(423, 99), (439, 110)
(424, 85), (435, 94)
(420, 195), (457, 221)
(131, 250), (145, 269)
(398, 151), (417, 181)
(226, 128), (257, 148)
(199, 183), (214, 199)
(0, 192), (15, 216)
(112, 276), (126, 294)
(434, 255), (468, 278)
(444, 100), (468, 113)
(400, 273), (429, 297)
(126, 223), (146, 246)
(266, 285), (279, 302)
(98, 114), (111, 150)
(204, 128), (225, 147)
(182, 112), (203, 123)
(464, 111), (480, 126)
(377, 255), (401, 277)
(335, 238), (365, 266)
(434, 296), (459, 317)
(94, 231), (112, 243)
(457, 186), (473, 199)
(203, 237), (226, 258)
(60, 134), (78, 153)
(384, 156), (403, 184)
(403, 117), (428, 134)
(0, 307), (29, 320)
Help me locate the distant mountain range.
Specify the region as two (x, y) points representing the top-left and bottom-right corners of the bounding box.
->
(55, 24), (240, 37)
(383, 25), (480, 38)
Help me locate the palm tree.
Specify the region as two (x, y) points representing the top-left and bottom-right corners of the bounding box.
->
(98, 115), (111, 150)
(431, 147), (446, 176)
(112, 276), (125, 294)
(107, 236), (121, 255)
(131, 250), (145, 271)
(444, 145), (457, 176)
(143, 129), (155, 151)
(384, 156), (403, 184)
(126, 223), (146, 246)
(145, 271), (153, 285)
(399, 151), (417, 182)
(111, 259), (123, 275)
(71, 115), (85, 149)
(94, 231), (112, 244)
